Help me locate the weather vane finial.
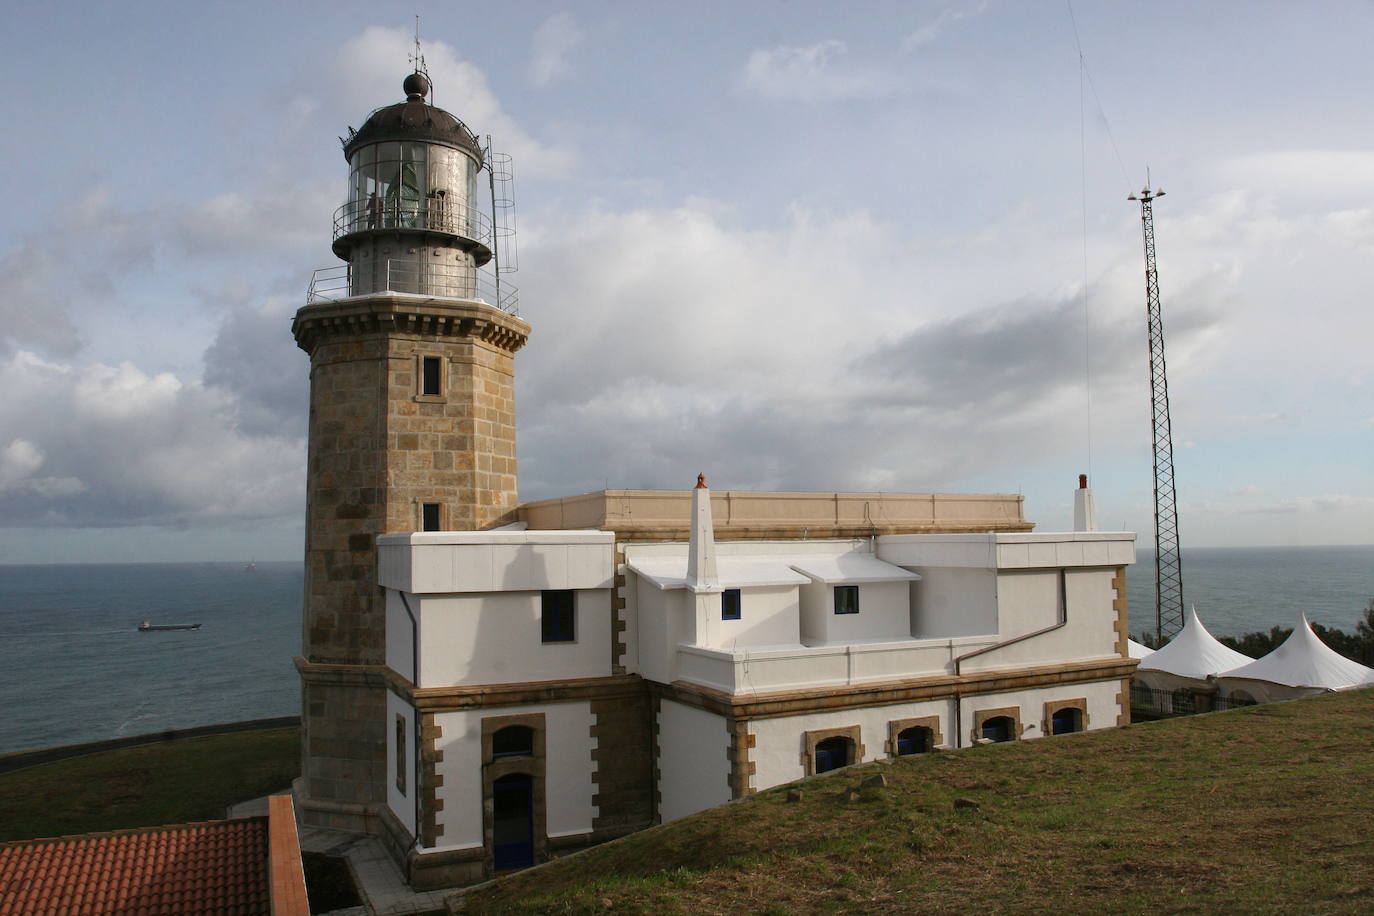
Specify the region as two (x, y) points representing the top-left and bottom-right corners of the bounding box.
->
(408, 14), (429, 79)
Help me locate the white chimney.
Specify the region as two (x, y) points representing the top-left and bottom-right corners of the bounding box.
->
(686, 473), (719, 590)
(1073, 473), (1098, 532)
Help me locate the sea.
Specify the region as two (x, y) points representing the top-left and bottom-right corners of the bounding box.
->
(1, 546), (1371, 756)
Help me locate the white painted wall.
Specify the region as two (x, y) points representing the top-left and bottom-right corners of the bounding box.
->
(385, 690), (417, 840)
(878, 532), (1135, 571)
(957, 678), (1122, 745)
(996, 569), (1062, 635)
(674, 636), (999, 694)
(430, 701), (596, 853)
(386, 589), (417, 682)
(799, 580), (910, 645)
(749, 699), (954, 791)
(412, 589), (612, 687)
(657, 701), (732, 822)
(910, 566), (998, 638)
(961, 568), (1119, 673)
(377, 531), (615, 594)
(635, 577), (686, 685)
(698, 585), (801, 649)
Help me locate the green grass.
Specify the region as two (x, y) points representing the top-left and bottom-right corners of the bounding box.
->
(462, 691), (1374, 914)
(0, 727), (299, 842)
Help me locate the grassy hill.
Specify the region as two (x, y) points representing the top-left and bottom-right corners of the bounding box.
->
(0, 726), (299, 842)
(462, 690), (1374, 914)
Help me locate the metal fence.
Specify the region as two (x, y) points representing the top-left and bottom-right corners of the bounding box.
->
(1130, 682), (1258, 720)
(307, 260), (518, 314)
(332, 198), (493, 247)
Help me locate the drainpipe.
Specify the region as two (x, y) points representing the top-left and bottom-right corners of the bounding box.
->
(397, 590), (422, 875)
(953, 570), (1069, 747)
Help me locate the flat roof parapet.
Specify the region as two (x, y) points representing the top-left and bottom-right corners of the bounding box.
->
(518, 489), (1032, 540)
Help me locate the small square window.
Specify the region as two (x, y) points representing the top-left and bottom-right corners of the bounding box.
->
(421, 503), (441, 531)
(422, 356), (442, 396)
(541, 590), (576, 643)
(834, 585), (860, 615)
(721, 588), (741, 620)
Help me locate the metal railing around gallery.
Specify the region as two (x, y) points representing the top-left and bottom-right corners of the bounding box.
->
(307, 260), (518, 314)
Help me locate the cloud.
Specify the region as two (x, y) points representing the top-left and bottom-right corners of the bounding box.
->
(0, 351), (302, 529)
(0, 186), (158, 360)
(510, 198), (1224, 502)
(1238, 494), (1374, 515)
(528, 13), (585, 88)
(201, 297), (309, 439)
(740, 40), (900, 102)
(903, 1), (988, 49)
(328, 26), (575, 179)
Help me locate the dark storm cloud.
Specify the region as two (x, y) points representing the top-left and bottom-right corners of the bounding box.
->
(202, 303), (309, 439)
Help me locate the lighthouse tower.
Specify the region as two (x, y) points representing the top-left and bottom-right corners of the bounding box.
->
(292, 71), (530, 832)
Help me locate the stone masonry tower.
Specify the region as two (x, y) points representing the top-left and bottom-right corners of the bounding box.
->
(292, 71), (530, 832)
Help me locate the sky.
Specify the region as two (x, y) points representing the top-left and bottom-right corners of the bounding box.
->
(1, 0), (1372, 563)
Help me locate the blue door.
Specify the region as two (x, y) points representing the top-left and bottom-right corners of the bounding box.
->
(492, 774), (534, 870)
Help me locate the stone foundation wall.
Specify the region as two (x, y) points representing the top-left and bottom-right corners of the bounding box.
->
(589, 692), (654, 837)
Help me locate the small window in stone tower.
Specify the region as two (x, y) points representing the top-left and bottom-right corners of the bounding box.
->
(422, 356), (442, 396)
(422, 503), (441, 531)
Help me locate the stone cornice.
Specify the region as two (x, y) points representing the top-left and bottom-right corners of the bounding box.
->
(293, 295), (530, 356)
(302, 658), (1138, 718)
(653, 656), (1139, 720)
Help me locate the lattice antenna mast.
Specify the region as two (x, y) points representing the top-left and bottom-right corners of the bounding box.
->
(1128, 182), (1185, 642)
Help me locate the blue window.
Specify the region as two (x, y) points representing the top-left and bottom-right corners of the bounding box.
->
(896, 726), (931, 756)
(834, 585), (860, 615)
(1051, 707), (1082, 735)
(541, 590), (575, 643)
(721, 588), (741, 620)
(814, 736), (852, 773)
(981, 716), (1015, 743)
(492, 725), (533, 758)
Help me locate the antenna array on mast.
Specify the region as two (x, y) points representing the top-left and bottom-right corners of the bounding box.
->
(1127, 184), (1185, 642)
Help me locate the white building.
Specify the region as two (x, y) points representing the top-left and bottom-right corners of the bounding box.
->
(374, 478), (1137, 886)
(294, 67), (1141, 891)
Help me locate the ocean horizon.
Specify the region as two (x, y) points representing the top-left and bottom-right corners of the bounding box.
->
(1, 545), (1371, 755)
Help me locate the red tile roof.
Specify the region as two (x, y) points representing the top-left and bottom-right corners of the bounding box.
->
(0, 817), (271, 916)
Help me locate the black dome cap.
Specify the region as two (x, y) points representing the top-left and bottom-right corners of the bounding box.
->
(342, 74), (483, 163)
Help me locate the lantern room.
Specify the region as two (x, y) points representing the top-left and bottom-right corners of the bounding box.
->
(328, 72), (495, 300)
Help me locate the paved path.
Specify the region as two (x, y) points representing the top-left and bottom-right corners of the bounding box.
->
(299, 826), (451, 916)
(229, 794), (450, 916)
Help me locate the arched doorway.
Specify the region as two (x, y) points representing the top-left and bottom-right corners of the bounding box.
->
(814, 736), (853, 773)
(492, 773), (534, 871)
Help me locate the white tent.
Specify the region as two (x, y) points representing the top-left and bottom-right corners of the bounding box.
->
(1136, 607), (1252, 679)
(1220, 613), (1374, 691)
(1127, 639), (1154, 659)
